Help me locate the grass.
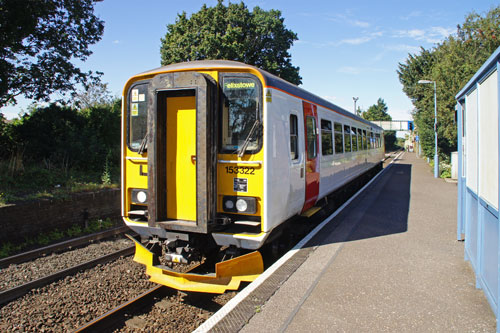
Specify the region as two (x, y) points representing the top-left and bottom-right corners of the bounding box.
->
(0, 218), (117, 258)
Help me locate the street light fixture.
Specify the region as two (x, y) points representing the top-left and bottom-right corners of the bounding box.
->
(418, 79), (438, 178)
(353, 97), (359, 116)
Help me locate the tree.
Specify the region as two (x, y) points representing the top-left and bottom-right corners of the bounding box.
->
(362, 98), (392, 121)
(397, 5), (500, 159)
(71, 82), (114, 109)
(160, 0), (301, 85)
(362, 98), (395, 150)
(0, 0), (104, 109)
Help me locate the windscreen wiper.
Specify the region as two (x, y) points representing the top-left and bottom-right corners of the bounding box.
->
(138, 131), (148, 155)
(237, 119), (261, 158)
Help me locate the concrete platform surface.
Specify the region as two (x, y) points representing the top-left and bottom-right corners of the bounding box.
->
(241, 152), (496, 332)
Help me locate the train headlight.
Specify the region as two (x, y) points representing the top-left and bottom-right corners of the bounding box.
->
(131, 189), (148, 204)
(222, 196), (256, 214)
(236, 199), (248, 212)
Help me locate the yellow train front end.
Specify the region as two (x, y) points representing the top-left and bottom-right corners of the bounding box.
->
(121, 61), (266, 293)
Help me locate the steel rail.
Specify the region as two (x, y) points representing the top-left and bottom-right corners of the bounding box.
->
(74, 285), (171, 332)
(0, 225), (129, 268)
(0, 245), (135, 306)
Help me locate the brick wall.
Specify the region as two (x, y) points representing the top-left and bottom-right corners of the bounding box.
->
(0, 188), (121, 244)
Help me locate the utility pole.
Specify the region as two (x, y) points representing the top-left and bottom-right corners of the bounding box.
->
(353, 97), (359, 116)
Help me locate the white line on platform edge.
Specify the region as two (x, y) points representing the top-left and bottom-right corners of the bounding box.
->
(193, 152), (403, 333)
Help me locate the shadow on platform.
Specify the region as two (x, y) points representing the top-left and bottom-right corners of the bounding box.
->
(311, 163), (412, 246)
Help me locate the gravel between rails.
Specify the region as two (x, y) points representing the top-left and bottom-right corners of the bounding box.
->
(0, 254), (237, 332)
(116, 290), (237, 332)
(0, 237), (132, 291)
(0, 257), (155, 332)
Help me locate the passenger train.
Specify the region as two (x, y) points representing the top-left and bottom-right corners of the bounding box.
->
(122, 60), (385, 293)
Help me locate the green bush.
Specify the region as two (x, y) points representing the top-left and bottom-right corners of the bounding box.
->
(0, 100), (121, 204)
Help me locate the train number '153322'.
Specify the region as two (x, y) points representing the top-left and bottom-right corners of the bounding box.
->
(225, 166), (255, 175)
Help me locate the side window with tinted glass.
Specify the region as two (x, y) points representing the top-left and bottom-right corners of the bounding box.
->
(321, 119), (333, 156)
(290, 114), (298, 160)
(306, 116), (317, 159)
(334, 122), (343, 154)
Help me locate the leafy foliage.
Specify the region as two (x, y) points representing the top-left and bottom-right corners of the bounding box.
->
(362, 98), (392, 121)
(160, 0), (301, 84)
(397, 6), (500, 159)
(0, 99), (121, 204)
(0, 0), (104, 108)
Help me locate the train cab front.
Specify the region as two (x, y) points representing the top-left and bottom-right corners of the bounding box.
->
(121, 65), (266, 293)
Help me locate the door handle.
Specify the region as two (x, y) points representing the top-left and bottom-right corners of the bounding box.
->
(191, 155), (196, 163)
(300, 167), (304, 178)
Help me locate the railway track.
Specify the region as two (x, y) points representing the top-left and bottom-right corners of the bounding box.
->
(0, 225), (129, 268)
(0, 245), (135, 306)
(74, 285), (169, 332)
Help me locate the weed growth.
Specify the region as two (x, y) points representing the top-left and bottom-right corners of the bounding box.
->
(0, 218), (117, 259)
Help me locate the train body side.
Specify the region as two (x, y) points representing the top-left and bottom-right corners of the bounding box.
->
(263, 86), (384, 233)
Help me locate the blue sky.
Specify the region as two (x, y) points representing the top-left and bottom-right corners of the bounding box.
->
(2, 0), (499, 120)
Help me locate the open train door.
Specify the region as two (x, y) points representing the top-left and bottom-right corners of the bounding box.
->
(146, 72), (217, 233)
(302, 101), (320, 212)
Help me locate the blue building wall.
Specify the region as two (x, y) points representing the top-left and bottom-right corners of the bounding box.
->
(456, 46), (500, 332)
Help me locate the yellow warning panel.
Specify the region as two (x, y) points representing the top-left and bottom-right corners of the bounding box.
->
(166, 96), (197, 221)
(128, 235), (264, 294)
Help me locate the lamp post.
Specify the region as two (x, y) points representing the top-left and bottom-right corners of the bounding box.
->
(353, 97), (359, 116)
(418, 79), (438, 178)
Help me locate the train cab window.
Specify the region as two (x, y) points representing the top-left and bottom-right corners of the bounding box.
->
(290, 114), (299, 160)
(357, 128), (362, 151)
(128, 83), (148, 151)
(334, 122), (343, 154)
(344, 125), (352, 152)
(321, 119), (333, 156)
(351, 127), (358, 152)
(306, 116), (317, 159)
(221, 75), (262, 154)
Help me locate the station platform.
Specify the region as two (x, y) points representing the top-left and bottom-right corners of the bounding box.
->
(197, 152), (496, 332)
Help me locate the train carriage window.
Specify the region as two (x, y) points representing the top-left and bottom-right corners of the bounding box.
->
(221, 75), (262, 154)
(357, 128), (362, 151)
(128, 83), (149, 151)
(368, 132), (372, 149)
(362, 130), (367, 150)
(334, 122), (343, 154)
(370, 132), (375, 149)
(306, 116), (317, 159)
(321, 119), (333, 156)
(290, 114), (299, 160)
(351, 127), (358, 152)
(344, 125), (352, 152)
(376, 133), (381, 148)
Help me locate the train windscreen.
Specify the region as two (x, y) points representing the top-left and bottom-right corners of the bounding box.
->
(221, 75), (261, 154)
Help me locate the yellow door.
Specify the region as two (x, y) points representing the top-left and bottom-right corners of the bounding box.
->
(166, 96), (197, 221)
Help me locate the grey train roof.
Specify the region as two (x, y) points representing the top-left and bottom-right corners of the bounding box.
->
(139, 60), (383, 131)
